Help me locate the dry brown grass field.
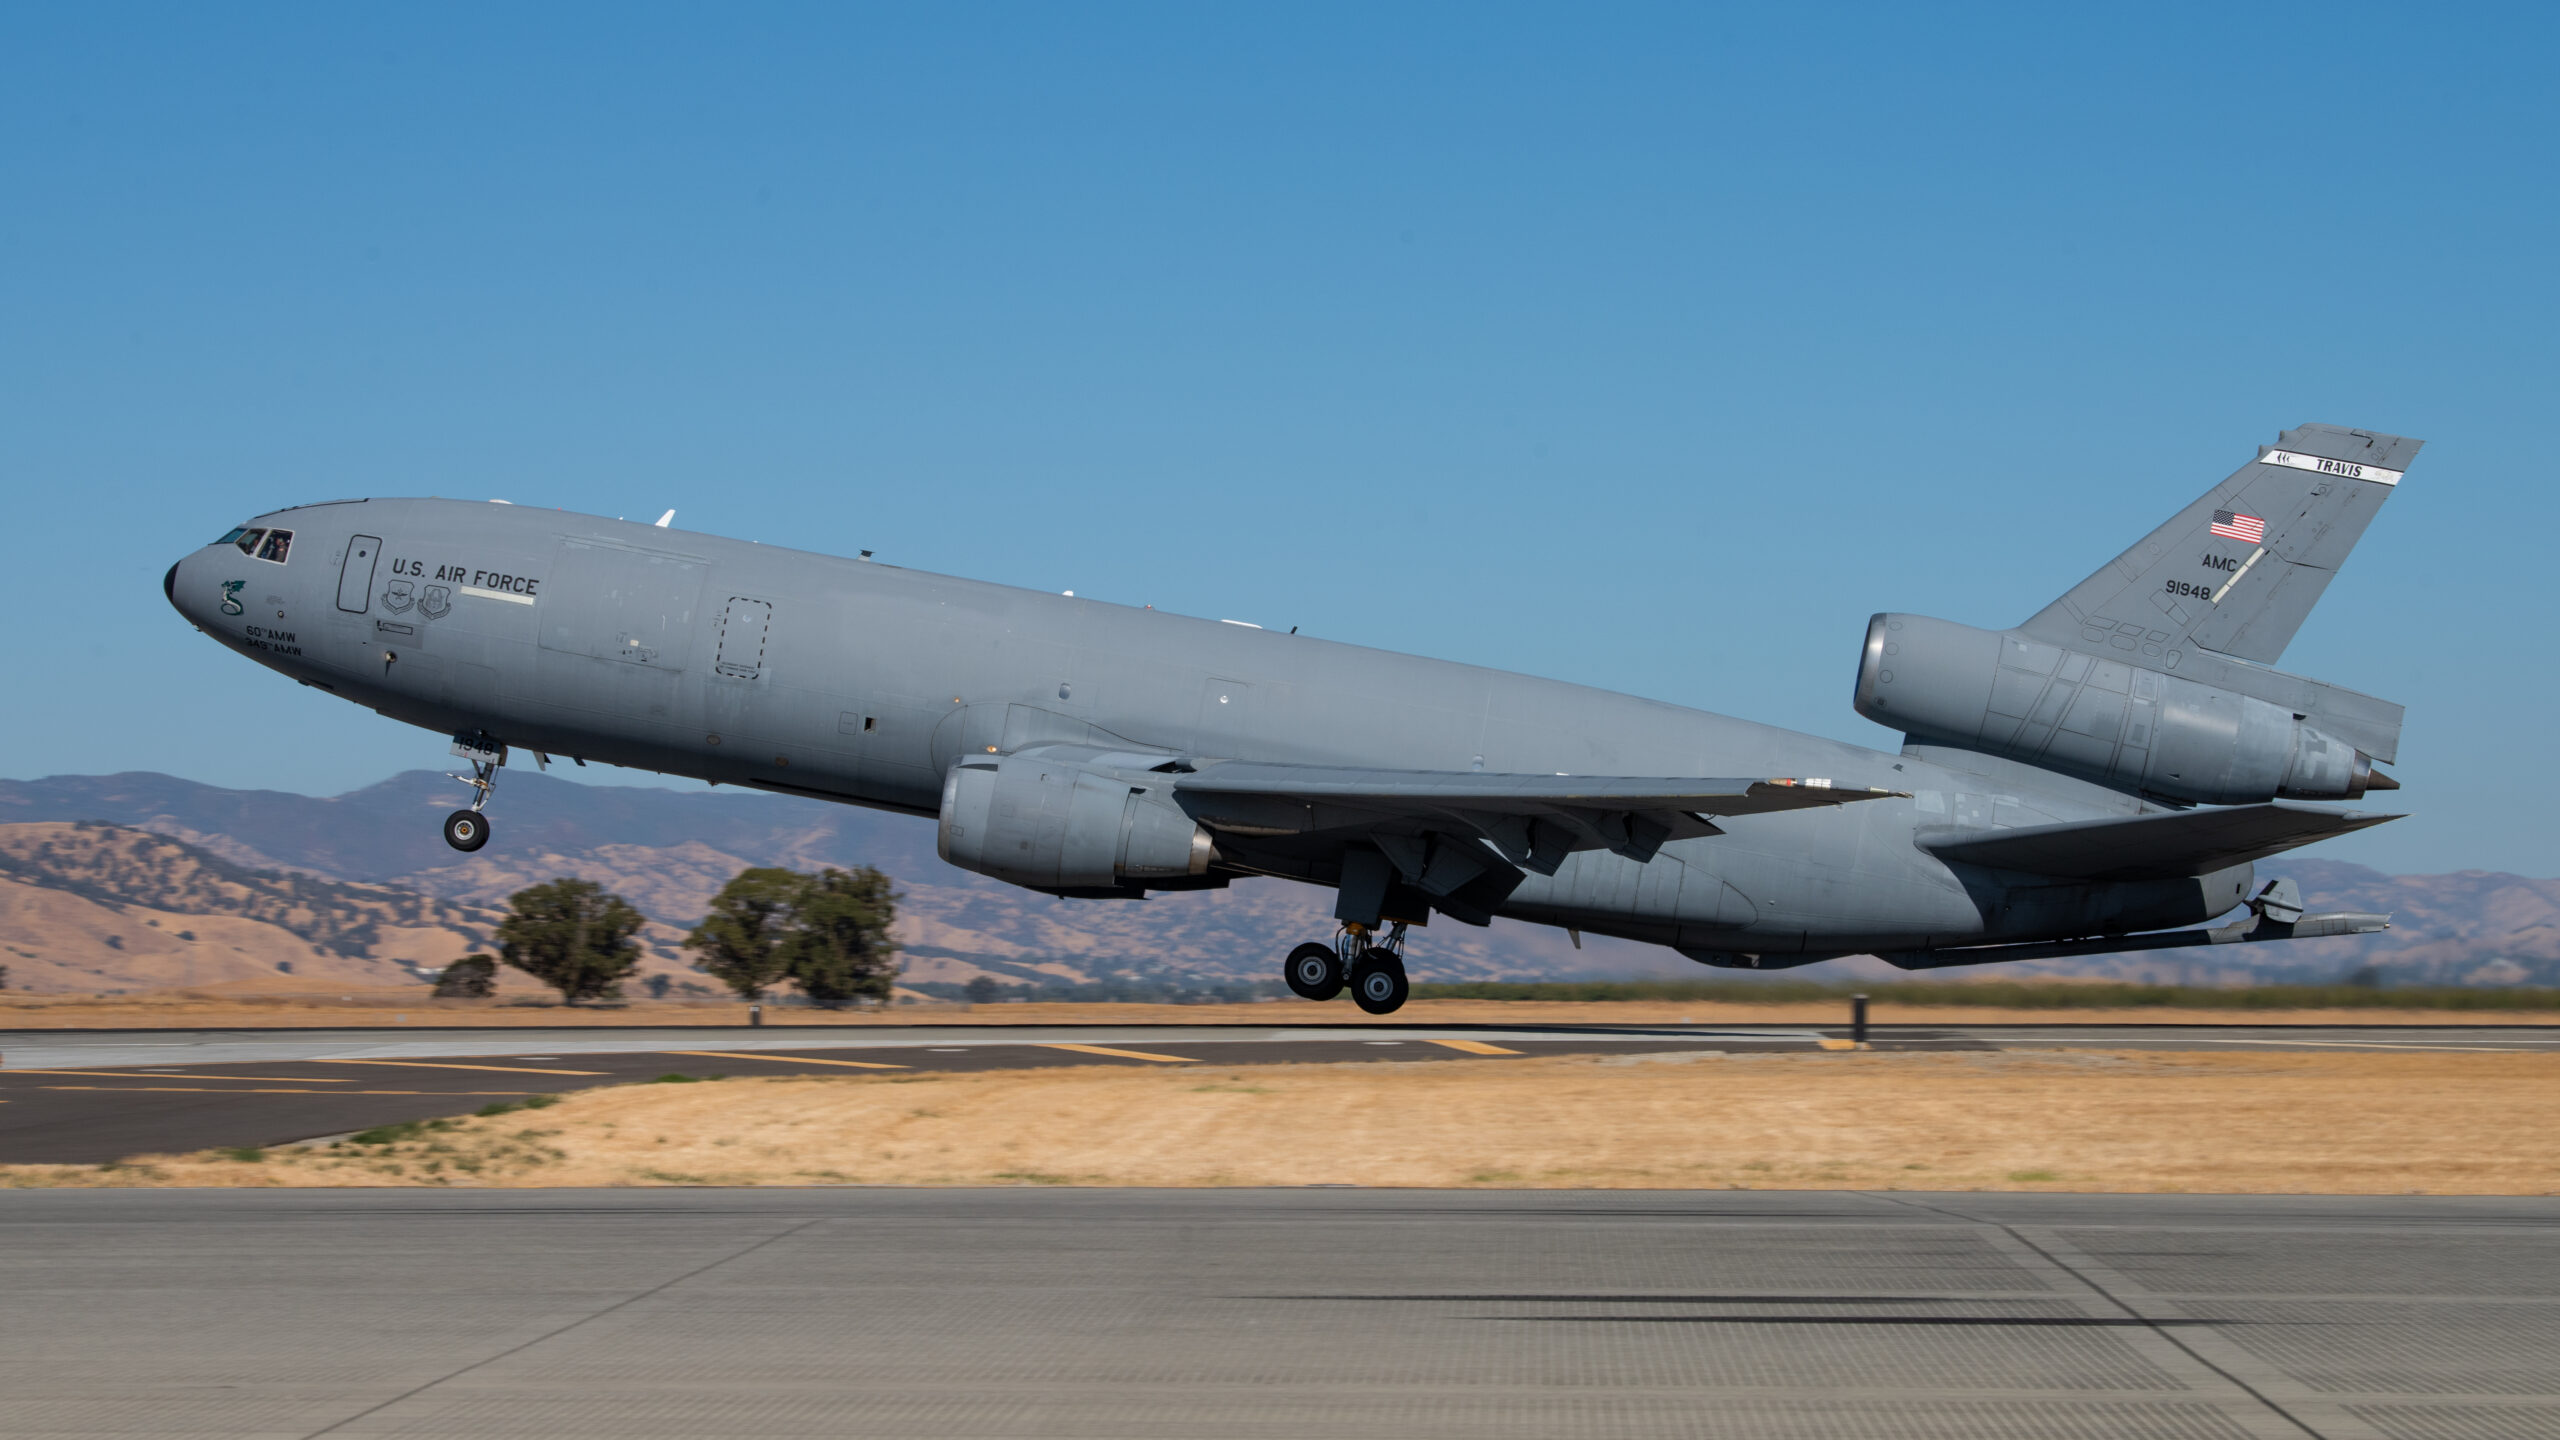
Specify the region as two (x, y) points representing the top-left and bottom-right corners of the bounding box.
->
(1, 991), (2554, 1029)
(12, 1049), (2556, 1194)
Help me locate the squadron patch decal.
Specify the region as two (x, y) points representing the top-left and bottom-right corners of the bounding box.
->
(218, 580), (245, 616)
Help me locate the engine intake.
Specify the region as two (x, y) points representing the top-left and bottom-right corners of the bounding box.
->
(938, 753), (1215, 894)
(1854, 614), (2386, 804)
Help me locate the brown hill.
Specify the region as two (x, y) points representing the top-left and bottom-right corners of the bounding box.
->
(0, 823), (714, 999)
(1, 771), (2554, 994)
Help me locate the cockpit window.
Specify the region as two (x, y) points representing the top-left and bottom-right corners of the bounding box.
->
(255, 529), (293, 564)
(215, 527), (248, 547)
(234, 528), (266, 555)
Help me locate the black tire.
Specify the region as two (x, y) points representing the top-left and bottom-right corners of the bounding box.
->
(1284, 942), (1344, 1001)
(443, 809), (491, 853)
(1349, 947), (1408, 1015)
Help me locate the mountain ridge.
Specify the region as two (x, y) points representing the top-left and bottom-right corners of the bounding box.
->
(1, 771), (2552, 991)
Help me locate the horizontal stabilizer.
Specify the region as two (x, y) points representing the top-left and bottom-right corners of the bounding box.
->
(1878, 903), (2391, 970)
(1918, 801), (2398, 881)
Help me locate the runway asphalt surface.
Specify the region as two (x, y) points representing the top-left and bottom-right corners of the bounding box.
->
(4, 1022), (2556, 1164)
(1, 1187), (2551, 1439)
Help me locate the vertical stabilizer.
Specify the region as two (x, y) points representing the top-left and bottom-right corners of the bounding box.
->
(2018, 424), (2420, 667)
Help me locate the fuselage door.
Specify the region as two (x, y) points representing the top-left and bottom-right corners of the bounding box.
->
(1195, 676), (1256, 752)
(715, 597), (773, 680)
(336, 535), (383, 614)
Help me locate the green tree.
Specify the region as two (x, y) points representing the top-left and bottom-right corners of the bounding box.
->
(431, 953), (498, 999)
(789, 866), (900, 1009)
(683, 867), (807, 1001)
(964, 975), (1002, 1005)
(495, 879), (644, 1004)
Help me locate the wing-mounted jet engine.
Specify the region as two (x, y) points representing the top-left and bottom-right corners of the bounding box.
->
(937, 749), (1221, 898)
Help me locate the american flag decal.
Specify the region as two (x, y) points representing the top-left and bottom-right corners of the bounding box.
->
(2210, 509), (2266, 544)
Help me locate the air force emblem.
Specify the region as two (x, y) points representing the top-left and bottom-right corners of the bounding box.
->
(219, 580), (245, 617)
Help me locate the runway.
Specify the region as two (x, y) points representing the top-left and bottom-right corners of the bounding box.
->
(0, 1187), (2551, 1439)
(5, 1022), (2556, 1164)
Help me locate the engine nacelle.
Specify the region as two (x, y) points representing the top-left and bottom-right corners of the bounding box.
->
(937, 753), (1215, 894)
(1854, 614), (2385, 804)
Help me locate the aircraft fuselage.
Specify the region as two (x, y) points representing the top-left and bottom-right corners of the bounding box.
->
(166, 497), (2250, 963)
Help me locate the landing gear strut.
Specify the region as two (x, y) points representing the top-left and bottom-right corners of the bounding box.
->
(443, 734), (504, 852)
(1280, 922), (1410, 1013)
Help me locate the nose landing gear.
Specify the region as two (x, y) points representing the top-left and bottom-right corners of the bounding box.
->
(1281, 922), (1410, 1013)
(442, 732), (506, 853)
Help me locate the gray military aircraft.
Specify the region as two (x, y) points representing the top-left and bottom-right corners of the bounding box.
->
(164, 423), (2409, 1011)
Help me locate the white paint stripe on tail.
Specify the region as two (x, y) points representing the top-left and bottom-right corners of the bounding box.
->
(2260, 449), (2402, 486)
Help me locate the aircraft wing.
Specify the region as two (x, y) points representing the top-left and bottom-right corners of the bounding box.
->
(1169, 761), (1900, 872)
(1917, 801), (2399, 882)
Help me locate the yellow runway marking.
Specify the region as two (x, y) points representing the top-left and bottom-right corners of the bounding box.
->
(41, 1087), (539, 1096)
(0, 1070), (360, 1082)
(1041, 1043), (1200, 1063)
(1816, 1039), (1858, 1051)
(315, 1058), (609, 1075)
(666, 1050), (907, 1070)
(2027, 1036), (2544, 1054)
(1424, 1039), (1522, 1055)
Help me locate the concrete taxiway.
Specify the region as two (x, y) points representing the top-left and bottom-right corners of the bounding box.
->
(4, 1022), (2555, 1164)
(11, 1020), (2560, 1071)
(0, 1187), (2551, 1439)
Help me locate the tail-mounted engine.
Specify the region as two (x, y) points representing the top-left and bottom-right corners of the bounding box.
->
(937, 752), (1216, 896)
(1854, 614), (2395, 804)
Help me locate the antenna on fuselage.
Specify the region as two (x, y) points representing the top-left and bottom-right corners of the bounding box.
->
(654, 510), (675, 527)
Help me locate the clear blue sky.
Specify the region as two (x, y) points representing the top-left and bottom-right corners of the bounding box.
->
(4, 6), (2552, 876)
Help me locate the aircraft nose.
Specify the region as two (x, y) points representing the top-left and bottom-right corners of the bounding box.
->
(164, 553), (206, 625)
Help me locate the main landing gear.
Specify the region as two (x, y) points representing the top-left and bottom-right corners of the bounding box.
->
(1283, 923), (1410, 1014)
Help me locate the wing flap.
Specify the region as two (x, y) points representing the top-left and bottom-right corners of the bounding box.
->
(1918, 801), (2399, 881)
(1171, 763), (1901, 817)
